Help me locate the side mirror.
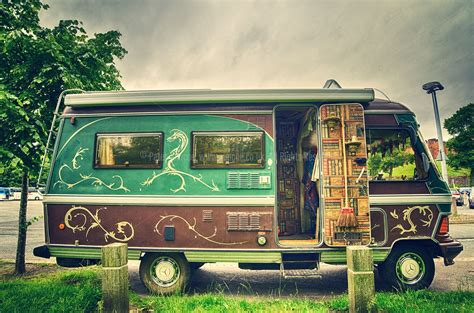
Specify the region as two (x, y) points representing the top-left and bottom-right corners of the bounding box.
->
(422, 153), (430, 173)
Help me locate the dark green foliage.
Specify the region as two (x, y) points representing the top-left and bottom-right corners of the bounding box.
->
(445, 103), (474, 185)
(0, 0), (127, 185)
(0, 0), (126, 274)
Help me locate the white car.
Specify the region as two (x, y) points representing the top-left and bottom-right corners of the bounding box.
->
(27, 188), (44, 201)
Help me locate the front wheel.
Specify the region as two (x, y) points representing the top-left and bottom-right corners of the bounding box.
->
(139, 253), (191, 295)
(378, 246), (434, 290)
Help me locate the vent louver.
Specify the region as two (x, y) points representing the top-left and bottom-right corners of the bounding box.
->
(202, 210), (213, 222)
(227, 172), (270, 189)
(227, 212), (261, 231)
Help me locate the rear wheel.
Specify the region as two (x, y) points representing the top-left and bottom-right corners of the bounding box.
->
(379, 246), (434, 290)
(139, 253), (191, 295)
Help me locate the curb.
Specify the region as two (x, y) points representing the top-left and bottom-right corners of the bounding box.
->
(450, 215), (474, 224)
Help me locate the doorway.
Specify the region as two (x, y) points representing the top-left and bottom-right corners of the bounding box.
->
(275, 106), (320, 245)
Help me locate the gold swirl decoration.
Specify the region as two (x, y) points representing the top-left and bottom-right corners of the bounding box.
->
(142, 129), (219, 193)
(154, 215), (247, 245)
(390, 205), (433, 235)
(54, 147), (129, 192)
(64, 206), (134, 242)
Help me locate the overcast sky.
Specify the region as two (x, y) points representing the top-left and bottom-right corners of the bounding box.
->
(40, 0), (473, 138)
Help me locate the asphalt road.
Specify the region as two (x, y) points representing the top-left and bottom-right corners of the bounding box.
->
(1, 200), (473, 297)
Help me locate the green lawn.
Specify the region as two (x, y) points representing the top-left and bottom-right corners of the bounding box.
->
(390, 161), (469, 183)
(1, 261), (473, 312)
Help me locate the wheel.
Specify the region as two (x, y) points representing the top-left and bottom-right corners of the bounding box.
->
(139, 253), (191, 295)
(35, 196), (40, 200)
(378, 246), (434, 290)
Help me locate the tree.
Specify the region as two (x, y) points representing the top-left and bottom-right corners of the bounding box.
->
(445, 103), (474, 186)
(368, 150), (414, 180)
(0, 0), (127, 274)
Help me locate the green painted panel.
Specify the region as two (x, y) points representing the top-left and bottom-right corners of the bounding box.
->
(49, 115), (275, 196)
(321, 249), (389, 264)
(185, 251), (282, 263)
(49, 246), (141, 260)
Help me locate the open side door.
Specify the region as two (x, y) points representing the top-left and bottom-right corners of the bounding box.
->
(319, 103), (371, 246)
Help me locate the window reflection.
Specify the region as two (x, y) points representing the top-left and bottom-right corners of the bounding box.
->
(95, 133), (163, 168)
(192, 132), (264, 168)
(366, 129), (425, 181)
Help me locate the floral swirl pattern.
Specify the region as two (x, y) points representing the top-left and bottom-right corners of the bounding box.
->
(390, 205), (433, 235)
(54, 147), (130, 192)
(142, 129), (219, 193)
(154, 215), (247, 245)
(64, 206), (134, 242)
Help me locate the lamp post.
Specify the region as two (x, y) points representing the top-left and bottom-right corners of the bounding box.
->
(422, 81), (449, 182)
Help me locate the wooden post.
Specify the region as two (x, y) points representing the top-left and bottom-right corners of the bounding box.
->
(347, 246), (375, 313)
(451, 196), (458, 215)
(102, 243), (129, 313)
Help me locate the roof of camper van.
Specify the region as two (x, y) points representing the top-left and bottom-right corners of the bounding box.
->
(62, 88), (412, 113)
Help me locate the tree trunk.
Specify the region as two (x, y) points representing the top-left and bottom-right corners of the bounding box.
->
(15, 170), (28, 275)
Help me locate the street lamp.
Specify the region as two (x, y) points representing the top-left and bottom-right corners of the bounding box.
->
(422, 81), (449, 182)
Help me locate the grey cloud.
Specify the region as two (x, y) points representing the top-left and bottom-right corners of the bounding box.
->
(40, 0), (473, 138)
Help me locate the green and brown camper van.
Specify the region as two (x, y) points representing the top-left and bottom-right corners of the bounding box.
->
(34, 85), (463, 294)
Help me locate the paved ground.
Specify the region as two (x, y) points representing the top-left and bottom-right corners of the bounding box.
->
(1, 200), (473, 297)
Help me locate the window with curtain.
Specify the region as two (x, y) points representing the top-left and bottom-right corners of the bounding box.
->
(192, 131), (265, 168)
(95, 133), (163, 168)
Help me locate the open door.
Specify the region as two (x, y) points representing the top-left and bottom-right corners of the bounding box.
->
(319, 103), (371, 246)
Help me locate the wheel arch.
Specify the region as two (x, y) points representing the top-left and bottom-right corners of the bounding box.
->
(390, 238), (442, 258)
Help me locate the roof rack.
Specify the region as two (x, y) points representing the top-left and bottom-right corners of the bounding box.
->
(64, 88), (375, 108)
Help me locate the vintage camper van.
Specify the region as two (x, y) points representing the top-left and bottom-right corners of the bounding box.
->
(34, 85), (463, 294)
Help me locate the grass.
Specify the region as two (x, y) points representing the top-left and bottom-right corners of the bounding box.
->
(390, 161), (469, 182)
(0, 261), (101, 313)
(1, 261), (473, 312)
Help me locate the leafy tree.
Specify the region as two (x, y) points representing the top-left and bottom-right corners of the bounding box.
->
(368, 150), (415, 180)
(0, 0), (127, 274)
(445, 103), (474, 186)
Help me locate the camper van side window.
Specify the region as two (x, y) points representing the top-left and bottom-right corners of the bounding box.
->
(366, 129), (425, 181)
(94, 133), (163, 169)
(191, 131), (265, 168)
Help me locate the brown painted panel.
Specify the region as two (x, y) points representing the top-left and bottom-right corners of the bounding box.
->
(376, 205), (439, 246)
(48, 204), (276, 249)
(364, 114), (398, 126)
(370, 210), (386, 245)
(369, 181), (429, 194)
(220, 114), (273, 137)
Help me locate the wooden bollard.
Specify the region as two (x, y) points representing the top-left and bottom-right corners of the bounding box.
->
(102, 243), (129, 313)
(451, 196), (458, 215)
(347, 246), (375, 313)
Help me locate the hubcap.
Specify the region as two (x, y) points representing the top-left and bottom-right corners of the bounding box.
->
(150, 256), (180, 287)
(396, 252), (425, 285)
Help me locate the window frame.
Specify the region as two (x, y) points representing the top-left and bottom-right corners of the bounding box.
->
(365, 126), (429, 182)
(93, 131), (164, 169)
(191, 130), (265, 169)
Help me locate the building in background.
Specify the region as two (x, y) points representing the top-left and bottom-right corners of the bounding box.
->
(426, 138), (469, 187)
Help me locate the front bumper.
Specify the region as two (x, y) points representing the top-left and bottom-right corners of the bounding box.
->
(33, 245), (50, 259)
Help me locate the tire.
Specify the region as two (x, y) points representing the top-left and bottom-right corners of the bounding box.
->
(190, 262), (205, 270)
(378, 246), (434, 291)
(139, 253), (191, 295)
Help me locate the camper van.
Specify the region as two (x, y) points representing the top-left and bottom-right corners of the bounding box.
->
(34, 85), (463, 294)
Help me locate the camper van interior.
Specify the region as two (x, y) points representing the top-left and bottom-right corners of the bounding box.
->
(275, 106), (320, 245)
